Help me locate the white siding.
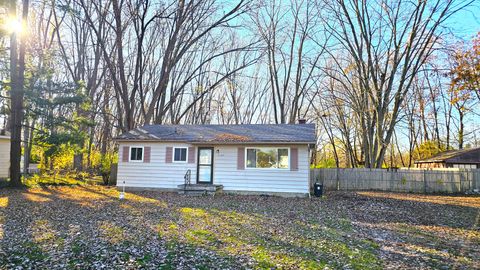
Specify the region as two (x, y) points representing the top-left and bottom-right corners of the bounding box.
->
(117, 142), (197, 189)
(0, 138), (10, 178)
(214, 145), (310, 194)
(117, 142), (310, 194)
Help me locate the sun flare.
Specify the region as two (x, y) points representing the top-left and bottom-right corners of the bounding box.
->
(3, 16), (23, 35)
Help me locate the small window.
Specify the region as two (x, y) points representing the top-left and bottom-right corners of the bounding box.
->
(130, 147), (144, 162)
(173, 147), (187, 162)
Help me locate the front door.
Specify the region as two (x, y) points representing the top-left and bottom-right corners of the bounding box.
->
(197, 147), (214, 184)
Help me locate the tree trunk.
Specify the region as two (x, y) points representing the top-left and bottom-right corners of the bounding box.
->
(458, 107), (464, 149)
(9, 0), (29, 187)
(23, 118), (29, 176)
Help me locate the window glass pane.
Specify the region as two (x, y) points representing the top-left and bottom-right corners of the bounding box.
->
(199, 149), (212, 164)
(181, 148), (187, 160)
(174, 148), (187, 161)
(130, 148), (136, 160)
(130, 147), (142, 161)
(174, 148), (180, 160)
(246, 149), (256, 168)
(278, 149), (289, 168)
(198, 166), (211, 182)
(256, 148), (277, 168)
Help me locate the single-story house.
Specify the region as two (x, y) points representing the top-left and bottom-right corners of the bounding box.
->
(415, 147), (480, 169)
(0, 131), (10, 178)
(115, 123), (316, 196)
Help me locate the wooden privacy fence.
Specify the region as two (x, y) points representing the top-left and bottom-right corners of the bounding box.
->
(311, 168), (480, 193)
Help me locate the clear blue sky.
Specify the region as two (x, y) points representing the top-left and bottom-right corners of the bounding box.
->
(447, 4), (480, 39)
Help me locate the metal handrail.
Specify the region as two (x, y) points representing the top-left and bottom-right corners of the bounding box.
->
(184, 169), (191, 186)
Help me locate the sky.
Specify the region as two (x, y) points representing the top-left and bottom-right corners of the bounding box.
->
(446, 4), (480, 147)
(447, 4), (480, 39)
(1, 1), (479, 135)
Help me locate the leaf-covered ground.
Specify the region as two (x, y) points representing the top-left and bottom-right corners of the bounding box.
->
(0, 186), (478, 269)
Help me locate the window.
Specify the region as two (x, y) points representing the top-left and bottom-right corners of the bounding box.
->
(173, 147), (188, 162)
(130, 147), (144, 162)
(453, 164), (476, 169)
(246, 148), (289, 169)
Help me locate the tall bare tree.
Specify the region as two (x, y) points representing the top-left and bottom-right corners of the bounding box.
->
(254, 0), (328, 124)
(322, 0), (473, 168)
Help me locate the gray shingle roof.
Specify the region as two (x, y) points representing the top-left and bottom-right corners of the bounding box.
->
(116, 124), (316, 144)
(415, 147), (480, 164)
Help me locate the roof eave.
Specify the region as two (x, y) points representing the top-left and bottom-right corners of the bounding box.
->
(114, 138), (315, 144)
(414, 160), (444, 163)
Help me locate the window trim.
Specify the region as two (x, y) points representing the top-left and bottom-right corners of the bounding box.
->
(173, 147), (188, 163)
(245, 147), (290, 170)
(129, 146), (144, 162)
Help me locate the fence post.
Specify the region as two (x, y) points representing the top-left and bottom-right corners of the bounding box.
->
(459, 170), (463, 193)
(336, 168), (340, 191)
(423, 169), (427, 193)
(468, 169), (471, 192)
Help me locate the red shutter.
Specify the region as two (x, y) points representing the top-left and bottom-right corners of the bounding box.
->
(144, 147), (151, 163)
(237, 147), (245, 170)
(165, 147), (173, 163)
(290, 148), (298, 171)
(122, 146), (129, 162)
(188, 147), (195, 163)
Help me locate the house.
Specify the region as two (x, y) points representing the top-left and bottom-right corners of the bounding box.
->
(0, 131), (10, 178)
(414, 147), (480, 169)
(115, 123), (316, 196)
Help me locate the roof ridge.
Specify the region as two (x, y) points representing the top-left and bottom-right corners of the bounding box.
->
(415, 147), (480, 163)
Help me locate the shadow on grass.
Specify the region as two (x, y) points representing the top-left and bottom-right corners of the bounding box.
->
(1, 187), (478, 269)
(336, 191), (480, 269)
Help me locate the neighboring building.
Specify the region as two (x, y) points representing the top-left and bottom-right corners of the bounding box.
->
(0, 131), (10, 178)
(115, 124), (316, 196)
(414, 147), (480, 169)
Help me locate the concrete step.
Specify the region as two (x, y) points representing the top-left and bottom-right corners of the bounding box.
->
(177, 184), (223, 196)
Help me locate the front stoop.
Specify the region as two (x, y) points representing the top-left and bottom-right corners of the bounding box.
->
(177, 184), (223, 196)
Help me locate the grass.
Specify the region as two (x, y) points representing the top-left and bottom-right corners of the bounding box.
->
(157, 206), (381, 269)
(0, 185), (478, 269)
(24, 173), (103, 187)
(0, 173), (103, 189)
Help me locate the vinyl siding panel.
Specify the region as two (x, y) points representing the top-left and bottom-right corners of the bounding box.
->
(117, 142), (196, 189)
(0, 138), (10, 178)
(214, 145), (309, 194)
(117, 142), (310, 194)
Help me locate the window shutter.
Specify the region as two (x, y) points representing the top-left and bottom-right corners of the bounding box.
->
(165, 147), (173, 163)
(188, 147), (195, 163)
(290, 148), (298, 171)
(122, 146), (129, 162)
(237, 147), (245, 170)
(144, 147), (151, 163)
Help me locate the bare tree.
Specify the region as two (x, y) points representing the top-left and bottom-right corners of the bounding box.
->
(322, 0), (473, 168)
(253, 0), (328, 124)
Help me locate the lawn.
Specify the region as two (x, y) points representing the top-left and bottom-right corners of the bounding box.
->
(0, 186), (478, 269)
